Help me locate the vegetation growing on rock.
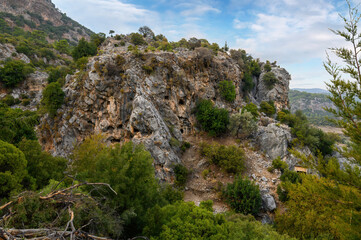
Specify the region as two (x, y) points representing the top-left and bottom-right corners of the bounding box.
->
(219, 80), (236, 102)
(0, 59), (34, 88)
(200, 143), (245, 174)
(223, 176), (262, 216)
(195, 99), (229, 136)
(41, 82), (65, 117)
(260, 100), (276, 117)
(263, 72), (278, 90)
(228, 111), (258, 139)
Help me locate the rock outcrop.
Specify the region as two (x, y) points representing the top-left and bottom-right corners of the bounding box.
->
(256, 123), (292, 160)
(252, 63), (291, 111)
(0, 43), (30, 63)
(38, 39), (292, 180)
(261, 193), (277, 212)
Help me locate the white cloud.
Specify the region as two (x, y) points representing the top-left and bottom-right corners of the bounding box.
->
(52, 0), (160, 34)
(233, 19), (248, 29)
(231, 0), (349, 88)
(175, 0), (221, 16)
(179, 3), (220, 17)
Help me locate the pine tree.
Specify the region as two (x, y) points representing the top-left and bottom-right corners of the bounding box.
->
(324, 0), (361, 166)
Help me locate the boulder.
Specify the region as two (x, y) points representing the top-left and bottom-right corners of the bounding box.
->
(256, 123), (291, 160)
(261, 194), (277, 211)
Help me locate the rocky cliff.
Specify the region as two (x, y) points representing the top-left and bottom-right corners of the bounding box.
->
(38, 38), (291, 180)
(0, 0), (93, 42)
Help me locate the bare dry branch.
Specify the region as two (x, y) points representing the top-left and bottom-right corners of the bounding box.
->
(40, 182), (117, 200)
(0, 228), (113, 240)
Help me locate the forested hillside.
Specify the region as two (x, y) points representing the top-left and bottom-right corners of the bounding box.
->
(0, 0), (93, 43)
(289, 89), (335, 126)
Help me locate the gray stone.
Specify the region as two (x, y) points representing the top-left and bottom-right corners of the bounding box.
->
(256, 123), (291, 160)
(253, 64), (291, 112)
(261, 214), (273, 224)
(262, 194), (277, 211)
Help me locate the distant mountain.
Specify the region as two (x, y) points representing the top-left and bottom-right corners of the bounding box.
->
(0, 0), (93, 43)
(292, 88), (329, 94)
(289, 90), (336, 126)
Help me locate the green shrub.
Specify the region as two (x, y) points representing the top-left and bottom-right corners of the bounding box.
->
(47, 66), (71, 83)
(0, 104), (38, 144)
(219, 80), (236, 102)
(260, 101), (276, 117)
(250, 60), (261, 76)
(130, 33), (146, 45)
(74, 56), (89, 70)
(39, 48), (56, 60)
(71, 137), (168, 237)
(202, 169), (210, 179)
(276, 175), (361, 240)
(262, 72), (278, 89)
(1, 95), (20, 106)
(0, 140), (28, 200)
(18, 139), (66, 190)
(268, 157), (288, 173)
(279, 110), (336, 156)
(223, 176), (262, 215)
(200, 143), (245, 174)
(21, 98), (31, 106)
(195, 99), (229, 136)
(144, 201), (293, 240)
(72, 38), (97, 61)
(242, 72), (254, 93)
(173, 164), (188, 188)
(280, 169), (302, 184)
(142, 65), (153, 74)
(0, 59), (34, 88)
(91, 32), (106, 47)
(41, 82), (65, 117)
(242, 102), (259, 119)
(180, 141), (191, 152)
(53, 39), (70, 54)
(169, 137), (181, 147)
(228, 111), (258, 139)
(264, 63), (272, 72)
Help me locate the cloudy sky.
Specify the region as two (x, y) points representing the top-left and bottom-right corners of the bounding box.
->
(52, 0), (360, 89)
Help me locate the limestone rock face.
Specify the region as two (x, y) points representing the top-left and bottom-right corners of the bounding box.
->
(0, 43), (30, 63)
(38, 39), (292, 180)
(0, 70), (48, 111)
(252, 64), (291, 111)
(256, 123), (291, 160)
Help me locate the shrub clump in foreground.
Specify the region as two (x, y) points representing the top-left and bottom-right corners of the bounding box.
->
(223, 176), (262, 216)
(200, 143), (245, 174)
(195, 99), (229, 136)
